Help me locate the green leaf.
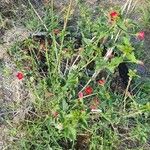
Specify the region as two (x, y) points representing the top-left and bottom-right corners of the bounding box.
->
(126, 52), (137, 63)
(66, 73), (78, 88)
(141, 102), (150, 111)
(117, 20), (128, 31)
(83, 38), (92, 45)
(123, 37), (130, 45)
(62, 99), (69, 111)
(80, 117), (88, 128)
(95, 58), (107, 71)
(128, 69), (139, 78)
(117, 44), (134, 54)
(69, 127), (77, 140)
(64, 126), (77, 140)
(107, 57), (123, 73)
(117, 37), (134, 55)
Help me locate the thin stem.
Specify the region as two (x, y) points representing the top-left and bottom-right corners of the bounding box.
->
(121, 0), (130, 14)
(57, 0), (73, 74)
(123, 77), (132, 111)
(68, 55), (80, 74)
(126, 0), (133, 15)
(79, 55), (97, 72)
(28, 0), (48, 31)
(64, 58), (69, 76)
(123, 110), (142, 118)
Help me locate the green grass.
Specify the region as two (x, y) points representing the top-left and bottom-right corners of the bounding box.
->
(139, 0), (150, 29)
(3, 0), (150, 149)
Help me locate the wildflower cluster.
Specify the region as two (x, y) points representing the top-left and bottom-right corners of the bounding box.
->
(8, 3), (148, 149)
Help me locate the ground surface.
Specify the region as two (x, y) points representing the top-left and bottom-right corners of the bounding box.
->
(0, 0), (150, 149)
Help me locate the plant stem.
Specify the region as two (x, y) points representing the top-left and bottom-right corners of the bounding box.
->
(123, 77), (132, 111)
(28, 0), (48, 31)
(57, 0), (73, 75)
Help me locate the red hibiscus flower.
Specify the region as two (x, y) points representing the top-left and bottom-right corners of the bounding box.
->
(137, 31), (145, 40)
(16, 72), (24, 80)
(110, 11), (119, 21)
(85, 86), (93, 95)
(98, 79), (105, 86)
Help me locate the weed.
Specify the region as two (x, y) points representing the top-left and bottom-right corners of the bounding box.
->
(3, 0), (150, 149)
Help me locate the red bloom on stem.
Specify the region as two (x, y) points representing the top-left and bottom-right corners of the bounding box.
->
(98, 79), (105, 86)
(85, 86), (93, 95)
(16, 72), (24, 80)
(78, 92), (84, 100)
(110, 11), (119, 21)
(137, 31), (145, 40)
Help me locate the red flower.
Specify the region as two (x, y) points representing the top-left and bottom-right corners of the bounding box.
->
(98, 79), (105, 86)
(85, 86), (93, 95)
(110, 11), (119, 21)
(137, 31), (145, 40)
(16, 72), (24, 80)
(78, 92), (84, 100)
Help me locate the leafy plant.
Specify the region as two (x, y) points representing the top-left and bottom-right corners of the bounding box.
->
(5, 0), (150, 149)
